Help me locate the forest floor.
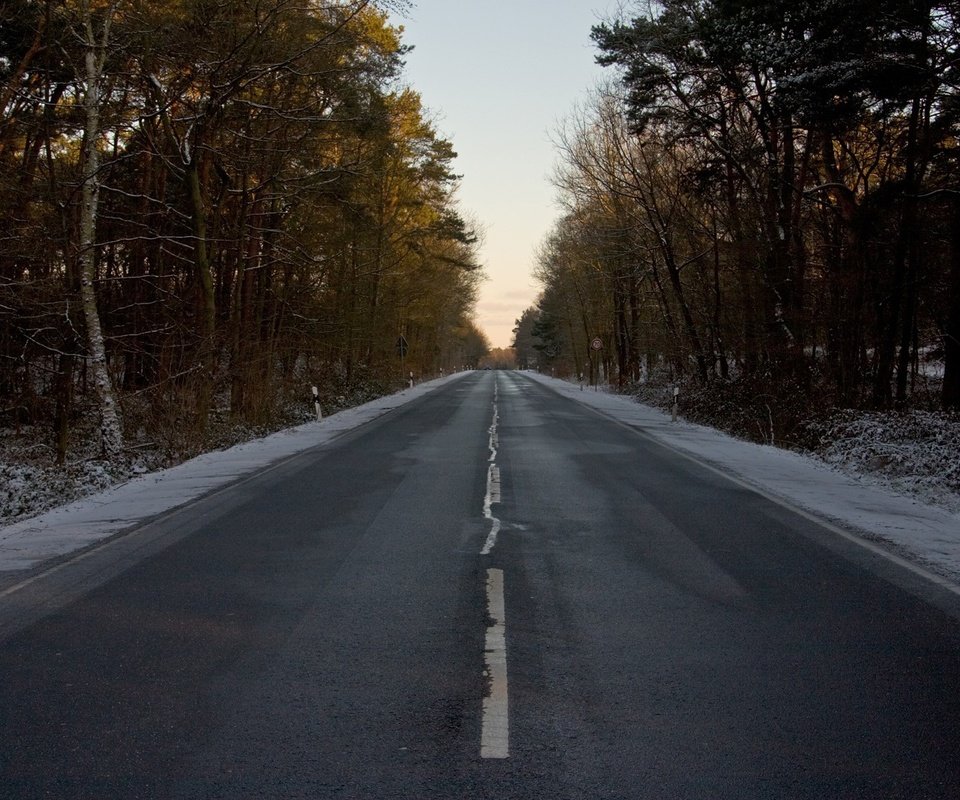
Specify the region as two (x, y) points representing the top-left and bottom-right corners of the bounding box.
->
(2, 373), (959, 524)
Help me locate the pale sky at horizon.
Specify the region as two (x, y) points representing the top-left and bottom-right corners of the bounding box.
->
(391, 1), (620, 349)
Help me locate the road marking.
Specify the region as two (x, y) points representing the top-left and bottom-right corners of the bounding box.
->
(480, 383), (502, 556)
(481, 567), (509, 759)
(481, 466), (502, 556)
(488, 384), (499, 461)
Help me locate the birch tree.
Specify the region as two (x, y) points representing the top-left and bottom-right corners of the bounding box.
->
(77, 0), (124, 457)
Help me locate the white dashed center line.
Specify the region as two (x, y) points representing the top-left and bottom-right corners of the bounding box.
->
(481, 385), (502, 556)
(481, 567), (509, 759)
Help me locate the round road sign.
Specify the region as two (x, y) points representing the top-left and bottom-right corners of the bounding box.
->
(591, 338), (603, 351)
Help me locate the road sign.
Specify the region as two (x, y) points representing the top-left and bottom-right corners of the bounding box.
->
(396, 336), (408, 357)
(591, 338), (603, 351)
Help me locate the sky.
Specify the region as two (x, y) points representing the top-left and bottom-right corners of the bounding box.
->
(389, 1), (620, 349)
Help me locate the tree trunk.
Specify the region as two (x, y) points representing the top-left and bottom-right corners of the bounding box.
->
(820, 132), (867, 406)
(663, 247), (708, 383)
(614, 271), (628, 387)
(943, 195), (960, 410)
(79, 2), (124, 458)
(649, 256), (683, 375)
(874, 76), (926, 408)
(628, 268), (642, 382)
(711, 214), (729, 380)
(54, 338), (74, 466)
(187, 158), (217, 430)
(895, 242), (921, 408)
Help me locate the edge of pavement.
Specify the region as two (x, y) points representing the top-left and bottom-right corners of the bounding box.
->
(519, 371), (960, 596)
(0, 372), (472, 578)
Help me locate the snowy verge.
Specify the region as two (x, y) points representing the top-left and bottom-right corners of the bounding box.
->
(525, 373), (960, 586)
(0, 373), (468, 573)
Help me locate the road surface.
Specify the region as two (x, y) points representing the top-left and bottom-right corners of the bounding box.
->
(1, 371), (959, 798)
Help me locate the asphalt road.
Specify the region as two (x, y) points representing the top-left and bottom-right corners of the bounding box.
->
(1, 371), (959, 799)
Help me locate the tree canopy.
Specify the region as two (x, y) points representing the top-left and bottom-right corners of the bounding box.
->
(522, 0), (960, 441)
(1, 0), (486, 463)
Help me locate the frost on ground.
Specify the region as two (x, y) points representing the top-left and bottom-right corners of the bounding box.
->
(0, 419), (308, 523)
(631, 378), (960, 516)
(801, 410), (960, 514)
(0, 394), (358, 523)
(1, 454), (134, 521)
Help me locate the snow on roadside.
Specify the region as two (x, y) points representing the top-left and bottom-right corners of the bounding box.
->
(525, 373), (960, 586)
(802, 409), (960, 515)
(0, 374), (467, 572)
(1, 457), (135, 522)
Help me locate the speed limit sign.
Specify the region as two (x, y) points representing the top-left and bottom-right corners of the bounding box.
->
(591, 338), (603, 351)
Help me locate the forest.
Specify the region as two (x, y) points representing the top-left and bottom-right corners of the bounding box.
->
(516, 0), (960, 444)
(1, 0), (488, 475)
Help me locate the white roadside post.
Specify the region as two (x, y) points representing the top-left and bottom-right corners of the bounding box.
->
(409, 371), (414, 389)
(590, 337), (603, 391)
(312, 385), (322, 421)
(672, 386), (679, 423)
